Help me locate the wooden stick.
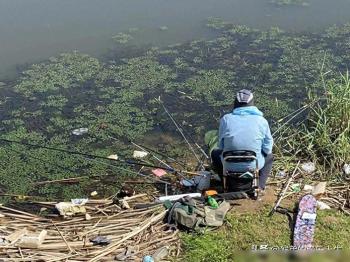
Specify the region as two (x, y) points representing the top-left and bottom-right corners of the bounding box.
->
(52, 221), (74, 253)
(88, 211), (166, 262)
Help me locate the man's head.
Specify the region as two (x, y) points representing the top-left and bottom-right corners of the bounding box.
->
(234, 89), (254, 108)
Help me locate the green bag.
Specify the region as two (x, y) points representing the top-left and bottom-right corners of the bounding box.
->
(169, 199), (230, 231)
(204, 201), (231, 227)
(173, 207), (204, 230)
(204, 130), (219, 156)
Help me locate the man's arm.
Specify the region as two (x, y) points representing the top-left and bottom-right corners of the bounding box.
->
(262, 121), (273, 155)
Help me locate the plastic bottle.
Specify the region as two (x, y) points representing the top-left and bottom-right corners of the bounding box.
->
(153, 246), (169, 261)
(207, 196), (219, 209)
(142, 255), (154, 262)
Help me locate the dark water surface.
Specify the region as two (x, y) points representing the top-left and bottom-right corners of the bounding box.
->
(1, 0), (350, 79)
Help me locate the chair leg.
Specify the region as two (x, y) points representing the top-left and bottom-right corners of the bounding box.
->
(253, 170), (259, 200)
(223, 176), (227, 193)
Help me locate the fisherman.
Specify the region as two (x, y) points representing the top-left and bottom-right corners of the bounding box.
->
(210, 89), (274, 192)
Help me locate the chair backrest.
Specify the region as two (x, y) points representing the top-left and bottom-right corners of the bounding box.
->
(222, 150), (257, 163)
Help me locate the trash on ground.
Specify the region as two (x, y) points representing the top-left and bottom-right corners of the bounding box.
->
(291, 183), (301, 193)
(90, 191), (98, 196)
(116, 246), (139, 261)
(301, 162), (316, 174)
(152, 246), (169, 261)
(312, 182), (327, 197)
(71, 198), (88, 205)
(107, 154), (119, 160)
(317, 201), (331, 210)
(90, 236), (111, 246)
(133, 150), (148, 159)
(276, 170), (286, 178)
(117, 186), (135, 198)
(157, 193), (201, 202)
(55, 202), (87, 217)
(17, 230), (47, 248)
(143, 255), (155, 262)
(303, 184), (314, 191)
(0, 196), (179, 260)
(152, 168), (167, 177)
(204, 190), (218, 197)
(72, 127), (88, 136)
(207, 196), (219, 209)
(343, 163), (350, 175)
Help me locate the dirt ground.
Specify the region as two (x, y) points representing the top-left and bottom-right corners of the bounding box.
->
(229, 186), (277, 214)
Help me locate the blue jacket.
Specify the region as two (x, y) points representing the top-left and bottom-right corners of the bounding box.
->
(219, 106), (273, 171)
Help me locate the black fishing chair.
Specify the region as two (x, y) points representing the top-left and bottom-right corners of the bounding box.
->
(222, 150), (259, 199)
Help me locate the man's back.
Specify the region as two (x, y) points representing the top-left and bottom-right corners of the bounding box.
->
(219, 106), (273, 171)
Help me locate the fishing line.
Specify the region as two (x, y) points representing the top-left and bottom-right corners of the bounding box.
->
(0, 138), (193, 175)
(160, 102), (209, 159)
(130, 142), (186, 168)
(158, 98), (205, 169)
(80, 155), (171, 185)
(272, 98), (322, 138)
(130, 141), (173, 170)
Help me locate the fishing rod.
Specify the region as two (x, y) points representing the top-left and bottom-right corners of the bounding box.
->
(157, 98), (206, 170)
(272, 97), (322, 138)
(131, 142), (186, 168)
(2, 140), (170, 187)
(0, 138), (198, 176)
(131, 141), (173, 170)
(79, 155), (172, 185)
(106, 134), (184, 168)
(159, 99), (209, 159)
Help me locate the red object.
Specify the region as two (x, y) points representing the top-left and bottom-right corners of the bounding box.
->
(152, 168), (167, 177)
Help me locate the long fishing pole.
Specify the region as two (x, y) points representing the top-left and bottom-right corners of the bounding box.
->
(79, 154), (172, 185)
(0, 138), (199, 176)
(1, 136), (174, 186)
(131, 142), (186, 168)
(157, 98), (205, 169)
(159, 98), (209, 159)
(272, 98), (321, 138)
(106, 134), (182, 169)
(2, 140), (169, 186)
(131, 141), (173, 169)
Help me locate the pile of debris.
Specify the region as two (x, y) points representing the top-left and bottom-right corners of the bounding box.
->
(0, 194), (180, 261)
(321, 185), (350, 214)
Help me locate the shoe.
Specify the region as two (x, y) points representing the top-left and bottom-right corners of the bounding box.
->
(258, 188), (266, 201)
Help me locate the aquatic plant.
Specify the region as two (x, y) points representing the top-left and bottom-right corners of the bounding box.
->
(114, 56), (176, 90)
(112, 32), (133, 44)
(14, 52), (101, 97)
(3, 18), (350, 201)
(206, 17), (229, 30)
(183, 69), (234, 107)
(40, 94), (68, 109)
(270, 0), (310, 7)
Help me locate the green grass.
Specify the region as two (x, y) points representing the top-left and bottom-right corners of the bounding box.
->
(275, 72), (350, 178)
(181, 207), (350, 261)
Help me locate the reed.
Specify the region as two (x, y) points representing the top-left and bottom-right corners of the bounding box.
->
(275, 72), (350, 178)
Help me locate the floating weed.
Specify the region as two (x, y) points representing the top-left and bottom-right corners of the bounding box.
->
(112, 32), (133, 44)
